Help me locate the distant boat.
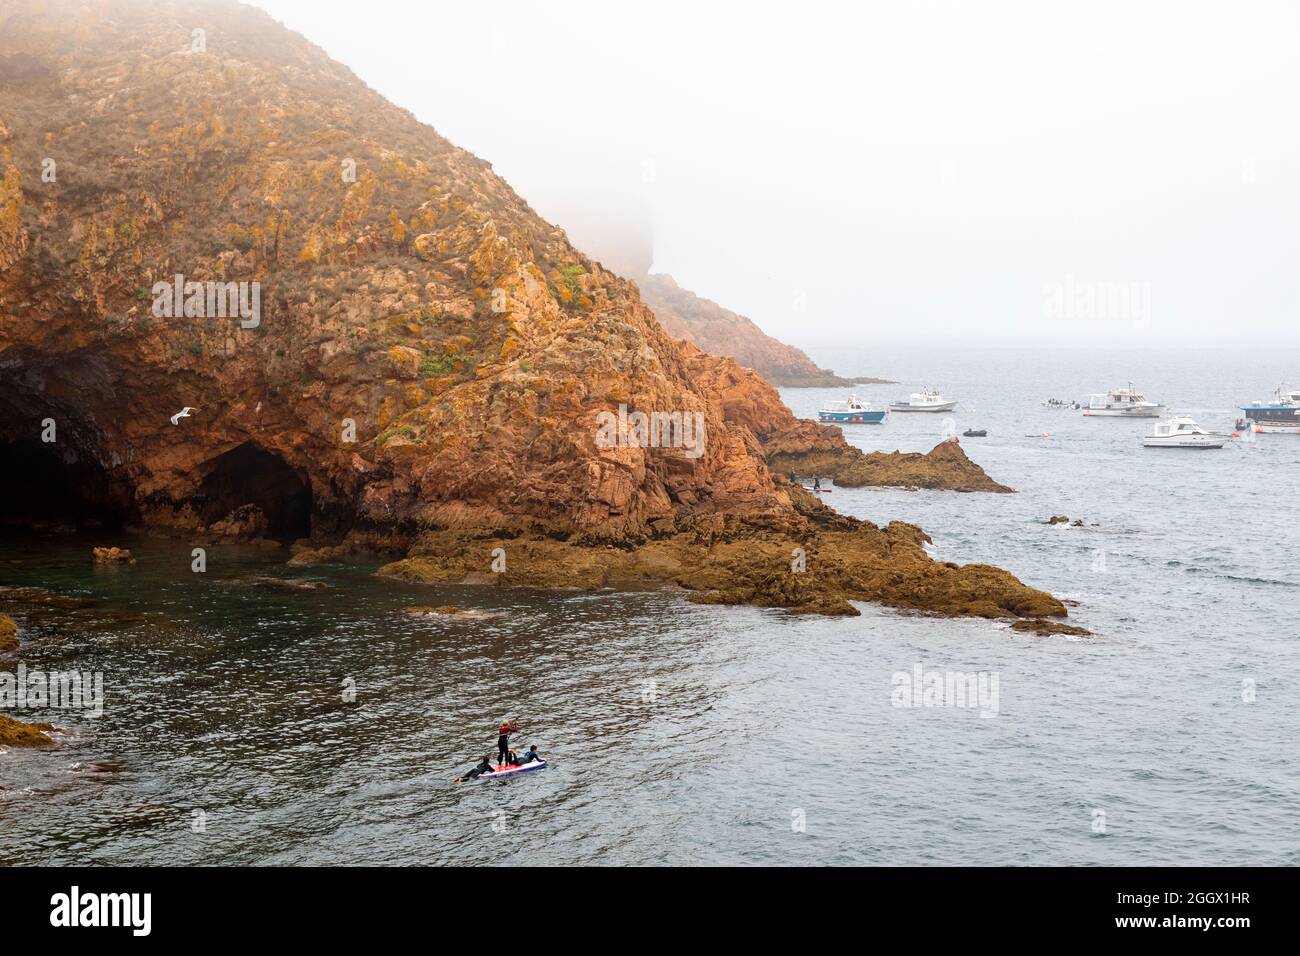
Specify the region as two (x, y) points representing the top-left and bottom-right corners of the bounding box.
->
(1083, 383), (1163, 418)
(888, 388), (957, 413)
(962, 428), (987, 437)
(818, 395), (886, 424)
(1239, 385), (1300, 433)
(1142, 417), (1227, 449)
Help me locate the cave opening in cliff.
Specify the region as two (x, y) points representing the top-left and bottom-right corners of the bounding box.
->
(197, 443), (313, 540)
(0, 437), (131, 531)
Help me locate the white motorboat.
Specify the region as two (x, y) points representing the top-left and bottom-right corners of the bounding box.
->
(887, 388), (957, 413)
(1142, 417), (1228, 449)
(1083, 383), (1163, 418)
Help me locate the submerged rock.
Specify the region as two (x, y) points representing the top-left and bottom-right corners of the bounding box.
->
(0, 587), (95, 611)
(1010, 619), (1092, 637)
(0, 713), (56, 747)
(241, 576), (331, 591)
(404, 605), (501, 620)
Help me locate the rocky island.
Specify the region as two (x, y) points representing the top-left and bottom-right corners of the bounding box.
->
(0, 0), (1075, 630)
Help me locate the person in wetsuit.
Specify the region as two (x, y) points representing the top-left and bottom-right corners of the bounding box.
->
(518, 745), (541, 765)
(496, 720), (512, 766)
(454, 755), (496, 783)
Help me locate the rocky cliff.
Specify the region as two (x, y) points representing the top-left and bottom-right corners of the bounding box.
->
(0, 0), (1069, 625)
(639, 273), (889, 388)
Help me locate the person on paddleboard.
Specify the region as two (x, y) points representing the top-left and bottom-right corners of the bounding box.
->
(496, 719), (514, 766)
(518, 745), (541, 765)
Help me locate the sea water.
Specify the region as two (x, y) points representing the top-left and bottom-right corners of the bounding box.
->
(1, 347), (1297, 865)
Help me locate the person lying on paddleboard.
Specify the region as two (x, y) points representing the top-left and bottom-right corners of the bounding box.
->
(454, 755), (496, 783)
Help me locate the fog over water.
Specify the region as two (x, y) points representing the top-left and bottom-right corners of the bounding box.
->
(249, 0), (1300, 349)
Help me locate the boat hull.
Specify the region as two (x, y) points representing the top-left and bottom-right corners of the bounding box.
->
(1142, 436), (1227, 448)
(818, 411), (886, 424)
(1084, 407), (1163, 418)
(1240, 407), (1300, 432)
(887, 402), (957, 413)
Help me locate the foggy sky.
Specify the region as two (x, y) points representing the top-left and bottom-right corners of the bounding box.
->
(248, 0), (1300, 348)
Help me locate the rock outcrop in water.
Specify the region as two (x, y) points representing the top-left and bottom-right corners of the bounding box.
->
(0, 613), (18, 651)
(686, 356), (1012, 491)
(0, 0), (1069, 625)
(0, 713), (54, 746)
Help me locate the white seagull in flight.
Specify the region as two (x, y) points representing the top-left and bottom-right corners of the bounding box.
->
(170, 407), (197, 425)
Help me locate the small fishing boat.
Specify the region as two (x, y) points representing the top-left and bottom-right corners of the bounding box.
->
(1142, 417), (1227, 449)
(888, 388), (957, 413)
(818, 395), (886, 424)
(1083, 383), (1163, 418)
(962, 428), (987, 437)
(1239, 385), (1300, 433)
(478, 759), (547, 780)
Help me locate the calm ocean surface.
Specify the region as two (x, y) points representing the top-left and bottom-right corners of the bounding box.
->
(2, 347), (1298, 865)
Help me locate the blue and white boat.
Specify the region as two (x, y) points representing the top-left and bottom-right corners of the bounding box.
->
(1240, 385), (1300, 433)
(818, 394), (887, 424)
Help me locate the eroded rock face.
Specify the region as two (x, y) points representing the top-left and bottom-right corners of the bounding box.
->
(0, 0), (1069, 624)
(0, 0), (797, 545)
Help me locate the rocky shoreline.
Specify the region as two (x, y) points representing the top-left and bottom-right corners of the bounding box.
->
(377, 483), (1067, 622)
(0, 0), (1082, 653)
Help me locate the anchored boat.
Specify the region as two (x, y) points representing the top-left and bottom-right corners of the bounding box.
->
(818, 395), (886, 424)
(887, 388), (957, 413)
(1083, 383), (1163, 418)
(1239, 385), (1300, 433)
(1142, 417), (1227, 449)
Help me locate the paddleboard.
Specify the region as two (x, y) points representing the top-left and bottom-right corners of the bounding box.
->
(478, 759), (547, 780)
